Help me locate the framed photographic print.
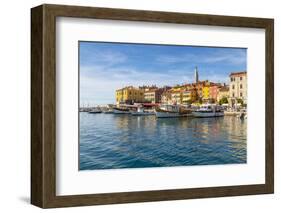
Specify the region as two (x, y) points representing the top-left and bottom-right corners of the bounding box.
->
(31, 4), (274, 208)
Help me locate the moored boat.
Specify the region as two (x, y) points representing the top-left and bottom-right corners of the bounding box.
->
(102, 106), (114, 114)
(192, 104), (224, 118)
(103, 110), (114, 114)
(88, 107), (102, 113)
(237, 109), (247, 119)
(224, 111), (240, 116)
(131, 107), (155, 116)
(156, 105), (192, 118)
(113, 107), (131, 114)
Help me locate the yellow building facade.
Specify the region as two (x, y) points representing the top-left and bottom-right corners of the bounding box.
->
(217, 87), (229, 102)
(202, 86), (210, 100)
(189, 88), (198, 102)
(182, 90), (191, 104)
(170, 87), (182, 104)
(163, 85), (198, 105)
(115, 86), (144, 104)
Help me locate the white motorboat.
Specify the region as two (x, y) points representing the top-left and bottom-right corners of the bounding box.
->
(156, 105), (192, 118)
(131, 107), (155, 116)
(88, 107), (102, 113)
(237, 109), (247, 119)
(192, 104), (224, 118)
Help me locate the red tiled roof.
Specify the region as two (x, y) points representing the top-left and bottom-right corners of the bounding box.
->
(229, 71), (247, 76)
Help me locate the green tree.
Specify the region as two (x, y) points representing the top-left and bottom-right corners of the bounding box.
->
(237, 98), (244, 105)
(219, 97), (228, 105)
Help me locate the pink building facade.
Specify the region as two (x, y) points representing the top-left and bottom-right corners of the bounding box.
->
(209, 85), (220, 101)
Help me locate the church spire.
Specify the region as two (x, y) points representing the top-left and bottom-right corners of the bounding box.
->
(194, 66), (199, 83)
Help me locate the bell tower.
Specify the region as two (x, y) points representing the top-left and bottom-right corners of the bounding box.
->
(194, 66), (199, 83)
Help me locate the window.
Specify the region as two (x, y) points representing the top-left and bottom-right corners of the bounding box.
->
(231, 77), (233, 82)
(240, 92), (243, 97)
(240, 76), (243, 80)
(232, 85), (235, 89)
(232, 93), (235, 97)
(240, 84), (243, 89)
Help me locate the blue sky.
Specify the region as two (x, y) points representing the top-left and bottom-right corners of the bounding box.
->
(79, 41), (246, 106)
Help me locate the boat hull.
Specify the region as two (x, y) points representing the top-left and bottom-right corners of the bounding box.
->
(131, 112), (155, 116)
(113, 109), (131, 114)
(192, 111), (224, 118)
(156, 111), (181, 118)
(224, 111), (240, 116)
(103, 111), (114, 114)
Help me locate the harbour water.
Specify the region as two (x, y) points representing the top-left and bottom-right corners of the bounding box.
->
(79, 112), (247, 170)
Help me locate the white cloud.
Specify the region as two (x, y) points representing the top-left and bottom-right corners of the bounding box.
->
(156, 49), (246, 65)
(82, 49), (128, 66)
(80, 64), (198, 105)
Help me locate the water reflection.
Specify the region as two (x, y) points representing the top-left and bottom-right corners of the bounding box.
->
(79, 113), (247, 170)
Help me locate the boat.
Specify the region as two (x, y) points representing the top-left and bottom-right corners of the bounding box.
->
(113, 107), (131, 114)
(88, 107), (102, 113)
(237, 109), (247, 119)
(192, 104), (224, 118)
(102, 107), (114, 114)
(224, 111), (240, 116)
(103, 110), (114, 114)
(156, 105), (192, 118)
(131, 107), (155, 116)
(237, 112), (247, 119)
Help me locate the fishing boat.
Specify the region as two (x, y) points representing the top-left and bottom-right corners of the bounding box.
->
(113, 107), (131, 114)
(192, 104), (224, 118)
(156, 105), (192, 118)
(88, 107), (102, 113)
(131, 107), (155, 116)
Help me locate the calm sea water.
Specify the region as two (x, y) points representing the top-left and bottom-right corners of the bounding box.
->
(79, 113), (247, 170)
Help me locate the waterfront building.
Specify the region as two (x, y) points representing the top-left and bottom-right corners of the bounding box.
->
(161, 90), (172, 104)
(187, 87), (198, 103)
(217, 86), (229, 102)
(182, 88), (197, 105)
(115, 67), (233, 105)
(182, 90), (191, 105)
(170, 86), (182, 104)
(143, 85), (171, 103)
(144, 88), (158, 103)
(190, 88), (198, 102)
(229, 71), (247, 104)
(142, 85), (158, 103)
(202, 86), (210, 101)
(209, 84), (221, 102)
(199, 81), (218, 102)
(182, 80), (207, 102)
(194, 80), (209, 100)
(115, 86), (144, 104)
